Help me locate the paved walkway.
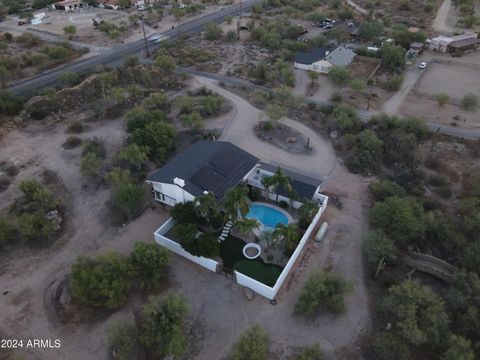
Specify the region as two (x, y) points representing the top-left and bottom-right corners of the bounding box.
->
(195, 77), (338, 181)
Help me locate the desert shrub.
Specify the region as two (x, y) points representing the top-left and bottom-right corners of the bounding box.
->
(225, 30), (237, 42)
(295, 270), (352, 316)
(66, 121), (85, 134)
(129, 242), (170, 291)
(132, 120), (176, 164)
(80, 152), (103, 179)
(369, 180), (406, 201)
(461, 93), (479, 111)
(0, 91), (24, 115)
(369, 333), (410, 360)
(140, 293), (189, 358)
(363, 229), (396, 266)
(59, 71), (80, 87)
(231, 325), (269, 360)
(63, 136), (82, 149)
(16, 33), (41, 48)
(0, 216), (16, 246)
(385, 74), (403, 91)
(204, 22), (223, 40)
(111, 182), (146, 219)
(180, 112), (203, 131)
(107, 323), (138, 360)
(43, 45), (71, 61)
(436, 92), (449, 106)
(289, 344), (325, 360)
(69, 252), (132, 309)
(17, 212), (55, 243)
(82, 138), (106, 158)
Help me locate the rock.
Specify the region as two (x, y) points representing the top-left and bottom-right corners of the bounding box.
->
(244, 287), (255, 301)
(286, 136), (297, 143)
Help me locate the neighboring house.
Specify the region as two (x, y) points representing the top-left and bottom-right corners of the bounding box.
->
(52, 0), (86, 11)
(294, 45), (356, 74)
(429, 33), (479, 53)
(96, 0), (138, 9)
(146, 141), (260, 206)
(447, 37), (480, 53)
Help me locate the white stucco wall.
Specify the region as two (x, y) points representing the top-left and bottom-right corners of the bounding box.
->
(234, 197), (329, 300)
(154, 218), (219, 272)
(150, 182), (195, 205)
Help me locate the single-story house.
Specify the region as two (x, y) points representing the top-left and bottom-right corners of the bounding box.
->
(294, 45), (356, 74)
(52, 0), (86, 11)
(429, 33), (478, 53)
(146, 141), (260, 206)
(447, 37), (480, 53)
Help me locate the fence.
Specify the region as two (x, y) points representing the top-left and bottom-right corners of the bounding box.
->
(234, 196), (329, 300)
(154, 218), (219, 273)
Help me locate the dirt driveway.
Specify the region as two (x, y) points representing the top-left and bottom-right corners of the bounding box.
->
(196, 76), (338, 181)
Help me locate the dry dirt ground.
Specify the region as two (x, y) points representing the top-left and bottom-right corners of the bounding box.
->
(354, 0), (443, 28)
(399, 52), (480, 129)
(0, 79), (371, 359)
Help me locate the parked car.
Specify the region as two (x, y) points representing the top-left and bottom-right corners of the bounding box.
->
(17, 21), (26, 25)
(418, 62), (428, 69)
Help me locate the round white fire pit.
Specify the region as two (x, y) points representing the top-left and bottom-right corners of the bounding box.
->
(243, 243), (261, 260)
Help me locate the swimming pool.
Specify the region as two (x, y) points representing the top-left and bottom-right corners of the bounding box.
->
(245, 203), (291, 230)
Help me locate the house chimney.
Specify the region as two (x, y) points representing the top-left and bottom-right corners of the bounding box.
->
(174, 177), (185, 187)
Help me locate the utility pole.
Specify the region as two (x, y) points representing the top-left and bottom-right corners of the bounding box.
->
(137, 2), (150, 57)
(237, 0), (243, 40)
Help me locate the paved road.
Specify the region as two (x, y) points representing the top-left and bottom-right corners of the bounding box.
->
(178, 67), (480, 140)
(8, 0), (258, 95)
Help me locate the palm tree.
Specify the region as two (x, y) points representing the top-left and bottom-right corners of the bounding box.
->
(193, 192), (217, 223)
(268, 167), (292, 204)
(236, 218), (260, 235)
(299, 199), (319, 224)
(223, 186), (251, 223)
(261, 175), (273, 201)
(273, 223), (300, 256)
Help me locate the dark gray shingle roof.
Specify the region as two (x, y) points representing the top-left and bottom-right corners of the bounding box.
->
(147, 141), (260, 201)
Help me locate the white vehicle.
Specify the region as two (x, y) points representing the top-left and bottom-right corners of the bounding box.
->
(418, 61), (428, 69)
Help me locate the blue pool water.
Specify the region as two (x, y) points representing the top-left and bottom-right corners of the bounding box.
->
(246, 204), (289, 229)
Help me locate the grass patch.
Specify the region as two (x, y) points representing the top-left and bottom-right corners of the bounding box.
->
(220, 236), (283, 287)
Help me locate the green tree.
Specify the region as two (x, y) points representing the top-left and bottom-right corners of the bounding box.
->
(193, 192), (217, 223)
(295, 270), (352, 316)
(199, 95), (223, 116)
(223, 186), (251, 223)
(236, 218), (261, 236)
(0, 91), (24, 115)
(263, 167), (292, 204)
(307, 70), (319, 87)
(289, 344), (324, 360)
(204, 22), (224, 41)
(125, 107), (166, 133)
(129, 242), (170, 291)
(370, 333), (411, 360)
(298, 199), (319, 229)
(18, 179), (56, 212)
(369, 180), (406, 201)
(441, 334), (475, 360)
(63, 25), (77, 39)
(273, 223), (300, 256)
(80, 152), (103, 179)
(114, 143), (149, 174)
(17, 212), (55, 242)
(59, 71), (80, 87)
(140, 293), (188, 358)
(231, 325), (269, 360)
(180, 112), (204, 131)
(381, 44), (406, 72)
(369, 197), (425, 246)
(328, 66), (352, 86)
(359, 20), (384, 40)
(132, 120), (176, 164)
(382, 281), (449, 346)
(445, 271), (480, 340)
(263, 103), (286, 126)
(144, 92), (170, 111)
(107, 322), (138, 360)
(112, 182), (146, 218)
(69, 252), (132, 309)
(363, 229), (395, 266)
(155, 54), (176, 73)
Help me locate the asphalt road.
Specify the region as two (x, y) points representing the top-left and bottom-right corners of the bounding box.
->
(8, 0), (258, 95)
